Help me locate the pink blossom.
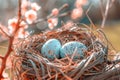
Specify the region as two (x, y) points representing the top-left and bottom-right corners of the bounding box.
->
(17, 28), (29, 38)
(52, 8), (59, 16)
(71, 8), (83, 19)
(21, 0), (31, 15)
(20, 21), (28, 29)
(75, 0), (88, 8)
(31, 2), (41, 11)
(21, 0), (30, 9)
(47, 18), (58, 29)
(8, 18), (28, 34)
(8, 18), (18, 34)
(25, 10), (37, 24)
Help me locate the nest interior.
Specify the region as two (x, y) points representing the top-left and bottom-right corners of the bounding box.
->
(13, 25), (109, 80)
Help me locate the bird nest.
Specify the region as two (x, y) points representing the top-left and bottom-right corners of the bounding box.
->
(12, 24), (110, 80)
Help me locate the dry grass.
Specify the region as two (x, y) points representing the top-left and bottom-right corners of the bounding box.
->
(0, 24), (120, 55)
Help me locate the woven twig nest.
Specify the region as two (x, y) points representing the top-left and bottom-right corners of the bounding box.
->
(13, 24), (108, 80)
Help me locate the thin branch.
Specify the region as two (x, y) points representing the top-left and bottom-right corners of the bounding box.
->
(0, 56), (4, 60)
(13, 0), (22, 35)
(86, 4), (96, 29)
(0, 37), (13, 78)
(0, 24), (10, 38)
(47, 3), (69, 19)
(100, 0), (105, 18)
(101, 0), (111, 28)
(58, 3), (69, 12)
(0, 0), (22, 79)
(32, 4), (69, 25)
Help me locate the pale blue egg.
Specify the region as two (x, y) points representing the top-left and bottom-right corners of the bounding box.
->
(60, 41), (87, 59)
(41, 39), (61, 60)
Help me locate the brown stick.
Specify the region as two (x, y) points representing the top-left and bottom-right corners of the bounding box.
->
(33, 3), (69, 24)
(0, 37), (13, 78)
(101, 0), (110, 28)
(0, 0), (22, 79)
(0, 24), (10, 38)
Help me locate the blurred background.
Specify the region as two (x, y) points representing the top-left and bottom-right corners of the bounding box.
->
(0, 0), (120, 55)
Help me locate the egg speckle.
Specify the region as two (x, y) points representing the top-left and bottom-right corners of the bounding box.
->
(60, 41), (87, 59)
(41, 39), (61, 59)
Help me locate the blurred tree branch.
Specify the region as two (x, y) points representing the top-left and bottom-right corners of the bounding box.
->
(0, 24), (10, 38)
(0, 0), (22, 79)
(101, 0), (111, 28)
(33, 3), (69, 24)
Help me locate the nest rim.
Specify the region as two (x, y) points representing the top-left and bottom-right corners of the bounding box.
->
(12, 25), (109, 80)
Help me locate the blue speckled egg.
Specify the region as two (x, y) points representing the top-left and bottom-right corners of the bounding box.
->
(41, 39), (61, 60)
(60, 41), (87, 59)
